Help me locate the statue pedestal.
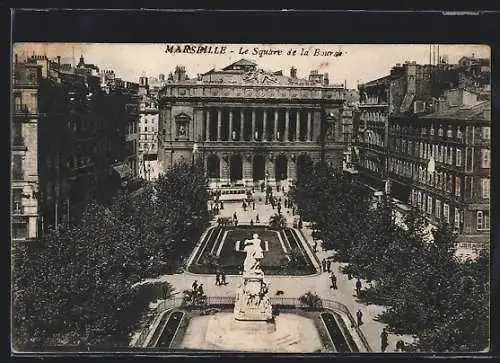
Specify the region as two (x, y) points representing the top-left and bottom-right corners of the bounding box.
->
(234, 274), (273, 321)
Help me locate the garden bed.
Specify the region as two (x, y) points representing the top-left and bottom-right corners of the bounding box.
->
(187, 226), (316, 275)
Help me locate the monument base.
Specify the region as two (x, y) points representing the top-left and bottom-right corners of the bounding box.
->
(233, 274), (273, 321)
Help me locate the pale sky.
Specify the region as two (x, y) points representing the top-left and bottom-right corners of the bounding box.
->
(13, 43), (490, 89)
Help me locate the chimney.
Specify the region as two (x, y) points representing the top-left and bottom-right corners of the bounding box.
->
(290, 66), (297, 78)
(15, 54), (18, 64)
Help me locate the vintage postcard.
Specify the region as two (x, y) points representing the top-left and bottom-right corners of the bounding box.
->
(11, 43), (490, 354)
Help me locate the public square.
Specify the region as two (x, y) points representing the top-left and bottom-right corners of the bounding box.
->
(11, 41), (490, 354)
(131, 189), (414, 352)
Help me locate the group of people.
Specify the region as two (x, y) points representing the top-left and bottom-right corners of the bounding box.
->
(215, 270), (227, 286)
(191, 280), (204, 300)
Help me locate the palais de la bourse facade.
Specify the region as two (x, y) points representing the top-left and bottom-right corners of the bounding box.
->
(157, 59), (347, 188)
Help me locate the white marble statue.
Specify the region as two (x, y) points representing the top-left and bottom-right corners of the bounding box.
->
(243, 233), (265, 275)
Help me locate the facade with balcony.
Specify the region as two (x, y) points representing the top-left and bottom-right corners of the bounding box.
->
(356, 56), (490, 247)
(388, 94), (490, 246)
(11, 54), (141, 236)
(12, 61), (41, 240)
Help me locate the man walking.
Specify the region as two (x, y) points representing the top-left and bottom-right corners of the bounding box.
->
(326, 259), (331, 272)
(221, 271), (226, 285)
(215, 270), (221, 286)
(233, 212), (237, 220)
(220, 200), (224, 210)
(192, 280), (198, 292)
(252, 200), (255, 210)
(242, 201), (247, 211)
(322, 258), (327, 272)
(330, 272), (338, 290)
(380, 328), (389, 352)
(256, 214), (260, 223)
(356, 278), (362, 297)
(356, 309), (363, 326)
(313, 240), (318, 253)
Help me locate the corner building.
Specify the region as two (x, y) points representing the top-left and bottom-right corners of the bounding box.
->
(158, 59), (346, 188)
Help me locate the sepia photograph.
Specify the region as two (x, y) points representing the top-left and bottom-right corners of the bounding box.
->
(11, 42), (491, 354)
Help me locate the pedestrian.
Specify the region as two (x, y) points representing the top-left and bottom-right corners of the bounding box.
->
(298, 217), (303, 229)
(221, 271), (226, 285)
(233, 212), (237, 220)
(256, 214), (260, 223)
(313, 240), (318, 253)
(242, 201), (247, 211)
(197, 284), (204, 298)
(396, 340), (405, 352)
(220, 200), (224, 209)
(250, 218), (254, 226)
(215, 271), (221, 286)
(326, 259), (331, 272)
(252, 201), (255, 210)
(356, 278), (362, 297)
(292, 206), (295, 215)
(330, 272), (338, 289)
(192, 280), (198, 292)
(322, 258), (327, 272)
(277, 204), (281, 214)
(380, 328), (389, 352)
(356, 309), (363, 326)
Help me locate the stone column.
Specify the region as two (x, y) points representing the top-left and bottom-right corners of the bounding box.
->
(217, 108), (222, 141)
(205, 109), (210, 141)
(263, 109), (267, 141)
(252, 108), (256, 140)
(284, 108), (290, 142)
(274, 109), (279, 140)
(296, 110), (301, 141)
(240, 109), (244, 141)
(229, 109), (234, 140)
(307, 110), (312, 141)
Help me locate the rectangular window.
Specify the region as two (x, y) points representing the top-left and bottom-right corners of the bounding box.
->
(12, 154), (23, 180)
(456, 149), (462, 166)
(443, 204), (450, 223)
(481, 149), (490, 168)
(448, 147), (454, 165)
(454, 208), (460, 229)
(482, 127), (490, 140)
(12, 188), (23, 214)
(455, 177), (461, 197)
(427, 196), (433, 214)
(435, 199), (441, 219)
(443, 203), (450, 223)
(465, 147), (473, 172)
(482, 178), (490, 199)
(477, 211), (490, 231)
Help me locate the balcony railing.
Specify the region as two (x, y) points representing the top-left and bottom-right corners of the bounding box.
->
(14, 104), (30, 114)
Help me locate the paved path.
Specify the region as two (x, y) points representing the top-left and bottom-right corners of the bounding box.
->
(137, 190), (414, 352)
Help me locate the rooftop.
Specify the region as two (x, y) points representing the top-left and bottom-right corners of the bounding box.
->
(421, 100), (490, 121)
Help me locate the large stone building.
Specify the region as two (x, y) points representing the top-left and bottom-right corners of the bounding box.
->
(11, 54), (140, 239)
(157, 59), (347, 188)
(138, 76), (161, 180)
(355, 54), (491, 247)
